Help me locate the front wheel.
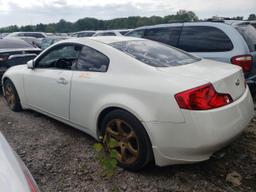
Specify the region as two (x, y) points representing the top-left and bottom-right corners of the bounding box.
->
(101, 109), (153, 171)
(4, 79), (22, 112)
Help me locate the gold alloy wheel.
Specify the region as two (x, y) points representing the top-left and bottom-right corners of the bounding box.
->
(5, 84), (15, 109)
(103, 119), (139, 165)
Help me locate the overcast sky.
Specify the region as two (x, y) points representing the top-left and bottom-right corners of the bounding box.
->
(0, 0), (255, 27)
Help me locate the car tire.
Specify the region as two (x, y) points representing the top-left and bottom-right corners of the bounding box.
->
(4, 79), (22, 112)
(101, 109), (153, 171)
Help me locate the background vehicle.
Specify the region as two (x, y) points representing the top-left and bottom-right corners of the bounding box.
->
(0, 132), (40, 192)
(0, 38), (41, 84)
(126, 21), (256, 94)
(71, 31), (96, 37)
(93, 29), (131, 36)
(38, 36), (69, 50)
(5, 32), (47, 39)
(250, 20), (256, 29)
(0, 33), (9, 38)
(2, 37), (253, 171)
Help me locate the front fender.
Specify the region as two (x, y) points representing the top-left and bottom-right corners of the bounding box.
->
(2, 66), (26, 108)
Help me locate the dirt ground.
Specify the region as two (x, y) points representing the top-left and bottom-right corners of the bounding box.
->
(0, 94), (255, 192)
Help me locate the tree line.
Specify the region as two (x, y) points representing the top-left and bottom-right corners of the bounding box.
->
(0, 10), (198, 33)
(0, 10), (255, 33)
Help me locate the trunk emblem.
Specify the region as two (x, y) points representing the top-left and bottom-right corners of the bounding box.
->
(235, 79), (240, 86)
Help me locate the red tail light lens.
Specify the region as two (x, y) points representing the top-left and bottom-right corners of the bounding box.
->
(231, 55), (252, 73)
(175, 83), (233, 110)
(25, 173), (39, 192)
(17, 156), (40, 192)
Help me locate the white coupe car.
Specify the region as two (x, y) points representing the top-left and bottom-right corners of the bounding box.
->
(2, 36), (254, 171)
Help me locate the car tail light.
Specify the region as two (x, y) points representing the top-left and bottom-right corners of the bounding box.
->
(175, 83), (233, 110)
(231, 55), (252, 73)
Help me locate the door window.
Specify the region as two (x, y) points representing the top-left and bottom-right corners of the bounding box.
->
(75, 46), (109, 72)
(144, 27), (182, 46)
(178, 26), (234, 52)
(36, 44), (82, 70)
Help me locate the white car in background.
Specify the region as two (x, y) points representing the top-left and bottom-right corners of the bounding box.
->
(0, 133), (40, 192)
(2, 37), (254, 171)
(93, 29), (131, 36)
(4, 32), (47, 39)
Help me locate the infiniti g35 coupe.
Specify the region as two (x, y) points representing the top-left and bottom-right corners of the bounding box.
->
(2, 37), (254, 171)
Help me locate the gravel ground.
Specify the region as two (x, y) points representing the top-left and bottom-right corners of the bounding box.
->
(0, 94), (256, 192)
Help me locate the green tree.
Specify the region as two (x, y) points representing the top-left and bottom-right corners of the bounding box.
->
(0, 10), (199, 33)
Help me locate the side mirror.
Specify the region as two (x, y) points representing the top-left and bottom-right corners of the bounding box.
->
(27, 60), (35, 69)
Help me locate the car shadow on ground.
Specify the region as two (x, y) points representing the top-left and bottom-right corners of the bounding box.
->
(0, 94), (255, 192)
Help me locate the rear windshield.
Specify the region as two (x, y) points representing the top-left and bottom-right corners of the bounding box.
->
(0, 39), (33, 49)
(110, 40), (200, 67)
(236, 24), (256, 52)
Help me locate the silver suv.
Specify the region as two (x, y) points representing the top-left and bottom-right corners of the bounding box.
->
(126, 21), (256, 93)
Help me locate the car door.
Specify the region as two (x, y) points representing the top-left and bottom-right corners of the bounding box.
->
(69, 45), (109, 131)
(24, 43), (82, 120)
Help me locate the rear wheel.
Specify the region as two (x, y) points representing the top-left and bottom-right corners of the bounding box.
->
(4, 79), (22, 112)
(101, 109), (153, 171)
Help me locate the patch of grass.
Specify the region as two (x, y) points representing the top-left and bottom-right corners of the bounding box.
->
(93, 138), (118, 177)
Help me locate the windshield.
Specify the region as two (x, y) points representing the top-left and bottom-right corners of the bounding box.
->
(110, 40), (200, 67)
(236, 24), (256, 52)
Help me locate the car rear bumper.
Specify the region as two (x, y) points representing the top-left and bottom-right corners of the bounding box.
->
(144, 86), (254, 166)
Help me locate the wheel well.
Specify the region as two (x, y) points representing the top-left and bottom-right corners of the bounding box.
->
(97, 107), (121, 136)
(3, 77), (10, 85)
(97, 106), (155, 164)
(2, 77), (11, 93)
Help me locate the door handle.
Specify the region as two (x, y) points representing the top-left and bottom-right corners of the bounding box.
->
(57, 77), (68, 85)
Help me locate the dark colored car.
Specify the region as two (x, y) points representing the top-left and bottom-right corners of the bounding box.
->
(0, 38), (41, 85)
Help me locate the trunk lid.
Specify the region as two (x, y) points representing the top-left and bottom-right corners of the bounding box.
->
(157, 59), (246, 101)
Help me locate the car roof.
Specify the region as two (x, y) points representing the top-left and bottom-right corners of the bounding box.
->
(72, 31), (95, 34)
(133, 21), (251, 30)
(61, 36), (143, 45)
(223, 20), (252, 26)
(43, 36), (69, 40)
(95, 29), (131, 33)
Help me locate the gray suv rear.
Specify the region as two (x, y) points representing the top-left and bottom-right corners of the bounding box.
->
(126, 21), (256, 94)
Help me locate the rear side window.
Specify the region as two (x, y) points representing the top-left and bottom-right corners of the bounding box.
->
(23, 33), (45, 38)
(110, 40), (200, 67)
(76, 46), (109, 72)
(144, 27), (182, 46)
(236, 24), (256, 52)
(179, 26), (233, 52)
